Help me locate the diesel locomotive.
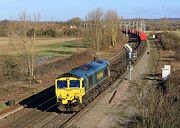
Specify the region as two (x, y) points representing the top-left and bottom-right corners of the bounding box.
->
(55, 59), (110, 111)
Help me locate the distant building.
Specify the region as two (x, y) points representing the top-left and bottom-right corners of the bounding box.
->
(70, 25), (77, 29)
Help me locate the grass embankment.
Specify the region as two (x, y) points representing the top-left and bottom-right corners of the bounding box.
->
(0, 37), (91, 112)
(130, 33), (180, 128)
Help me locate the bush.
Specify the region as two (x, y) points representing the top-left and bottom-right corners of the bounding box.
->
(159, 32), (180, 61)
(2, 55), (23, 80)
(131, 71), (180, 128)
(63, 28), (82, 37)
(43, 29), (57, 37)
(27, 29), (57, 37)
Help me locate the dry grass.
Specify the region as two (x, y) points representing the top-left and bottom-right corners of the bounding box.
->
(35, 37), (78, 45)
(130, 71), (180, 128)
(173, 31), (180, 37)
(0, 40), (125, 112)
(129, 32), (180, 128)
(0, 37), (11, 55)
(146, 31), (180, 38)
(0, 37), (79, 55)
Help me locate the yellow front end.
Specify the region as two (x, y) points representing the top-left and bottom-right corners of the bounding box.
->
(55, 77), (85, 105)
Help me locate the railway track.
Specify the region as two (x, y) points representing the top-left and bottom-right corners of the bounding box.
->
(57, 41), (146, 128)
(0, 41), (147, 128)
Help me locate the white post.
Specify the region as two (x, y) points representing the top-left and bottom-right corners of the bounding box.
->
(129, 61), (132, 80)
(133, 21), (135, 30)
(126, 22), (128, 36)
(130, 69), (132, 80)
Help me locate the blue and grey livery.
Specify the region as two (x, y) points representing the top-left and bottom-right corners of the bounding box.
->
(55, 59), (110, 111)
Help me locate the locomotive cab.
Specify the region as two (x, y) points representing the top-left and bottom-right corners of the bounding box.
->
(55, 76), (85, 110)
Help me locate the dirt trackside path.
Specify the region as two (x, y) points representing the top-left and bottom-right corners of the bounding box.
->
(68, 41), (155, 128)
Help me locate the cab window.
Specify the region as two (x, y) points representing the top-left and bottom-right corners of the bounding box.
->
(57, 80), (67, 88)
(70, 80), (80, 88)
(82, 80), (87, 87)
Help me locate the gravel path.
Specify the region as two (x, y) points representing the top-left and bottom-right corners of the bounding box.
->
(125, 41), (151, 80)
(68, 41), (154, 128)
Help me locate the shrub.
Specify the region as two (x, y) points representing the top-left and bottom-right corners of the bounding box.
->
(131, 71), (180, 128)
(159, 32), (180, 61)
(2, 55), (23, 80)
(63, 28), (82, 37)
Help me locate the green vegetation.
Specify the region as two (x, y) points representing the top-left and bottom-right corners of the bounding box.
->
(0, 103), (8, 110)
(38, 40), (91, 57)
(117, 112), (129, 118)
(0, 39), (91, 82)
(2, 55), (23, 80)
(27, 28), (57, 37)
(149, 40), (159, 73)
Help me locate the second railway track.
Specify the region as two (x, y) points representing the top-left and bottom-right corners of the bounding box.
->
(0, 41), (147, 128)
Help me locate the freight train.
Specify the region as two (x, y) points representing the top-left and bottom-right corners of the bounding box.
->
(55, 59), (110, 111)
(55, 29), (146, 112)
(122, 29), (147, 41)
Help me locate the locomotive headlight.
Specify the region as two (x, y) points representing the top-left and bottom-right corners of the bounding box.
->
(74, 95), (79, 99)
(58, 95), (62, 100)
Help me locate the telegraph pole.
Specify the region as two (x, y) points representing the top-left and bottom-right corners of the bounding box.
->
(133, 21), (135, 30)
(140, 21), (143, 31)
(125, 21), (128, 36)
(136, 21), (139, 31)
(143, 21), (146, 32)
(129, 21), (131, 29)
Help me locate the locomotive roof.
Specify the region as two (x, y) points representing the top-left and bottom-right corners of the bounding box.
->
(68, 59), (109, 78)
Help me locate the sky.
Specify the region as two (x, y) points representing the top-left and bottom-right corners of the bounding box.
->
(0, 0), (179, 21)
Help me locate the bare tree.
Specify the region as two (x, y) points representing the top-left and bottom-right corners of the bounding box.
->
(105, 9), (120, 47)
(68, 17), (82, 27)
(85, 8), (105, 52)
(8, 11), (40, 78)
(31, 13), (41, 77)
(84, 8), (126, 53)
